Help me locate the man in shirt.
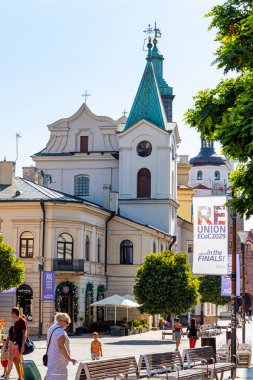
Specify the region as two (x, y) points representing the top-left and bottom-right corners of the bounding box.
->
(11, 307), (27, 380)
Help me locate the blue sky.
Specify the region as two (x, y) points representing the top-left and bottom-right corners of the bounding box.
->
(1, 0), (224, 175)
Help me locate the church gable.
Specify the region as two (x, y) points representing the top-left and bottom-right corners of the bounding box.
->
(36, 104), (119, 155)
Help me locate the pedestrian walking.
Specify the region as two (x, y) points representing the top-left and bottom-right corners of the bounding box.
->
(172, 318), (184, 351)
(46, 312), (77, 380)
(90, 332), (102, 360)
(3, 325), (14, 380)
(1, 339), (8, 379)
(11, 307), (27, 380)
(187, 318), (199, 349)
(248, 307), (252, 321)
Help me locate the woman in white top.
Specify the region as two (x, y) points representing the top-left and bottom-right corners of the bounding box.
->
(46, 313), (77, 380)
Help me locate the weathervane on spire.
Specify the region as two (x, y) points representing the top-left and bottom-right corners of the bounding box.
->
(143, 22), (162, 51)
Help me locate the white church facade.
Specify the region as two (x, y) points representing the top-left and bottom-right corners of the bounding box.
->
(0, 34), (194, 333)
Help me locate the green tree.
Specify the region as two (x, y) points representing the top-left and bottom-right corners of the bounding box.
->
(133, 251), (199, 316)
(199, 275), (230, 326)
(184, 0), (253, 218)
(0, 234), (25, 293)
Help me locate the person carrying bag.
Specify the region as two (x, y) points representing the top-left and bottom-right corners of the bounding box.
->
(43, 327), (61, 366)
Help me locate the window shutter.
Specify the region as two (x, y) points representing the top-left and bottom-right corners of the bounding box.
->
(80, 136), (89, 153)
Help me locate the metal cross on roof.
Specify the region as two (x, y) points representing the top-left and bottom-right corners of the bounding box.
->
(81, 90), (91, 104)
(143, 24), (153, 37)
(122, 109), (128, 116)
(143, 22), (161, 38)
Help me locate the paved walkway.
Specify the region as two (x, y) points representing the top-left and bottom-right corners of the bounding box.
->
(5, 320), (253, 379)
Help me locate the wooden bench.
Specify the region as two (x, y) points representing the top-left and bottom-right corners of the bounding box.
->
(183, 346), (236, 380)
(75, 356), (138, 380)
(237, 343), (252, 368)
(138, 351), (207, 379)
(162, 330), (173, 340)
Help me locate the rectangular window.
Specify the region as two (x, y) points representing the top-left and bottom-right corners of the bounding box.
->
(228, 241), (232, 248)
(75, 176), (90, 196)
(80, 136), (88, 153)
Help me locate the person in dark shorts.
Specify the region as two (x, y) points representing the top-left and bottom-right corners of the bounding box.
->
(11, 308), (27, 380)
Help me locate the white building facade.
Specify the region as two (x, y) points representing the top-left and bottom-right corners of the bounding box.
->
(0, 35), (193, 333)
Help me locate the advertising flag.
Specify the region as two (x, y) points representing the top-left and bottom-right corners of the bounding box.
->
(42, 271), (55, 301)
(193, 196), (228, 275)
(221, 254), (240, 296)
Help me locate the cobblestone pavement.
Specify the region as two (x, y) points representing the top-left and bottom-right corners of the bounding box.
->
(4, 320), (253, 379)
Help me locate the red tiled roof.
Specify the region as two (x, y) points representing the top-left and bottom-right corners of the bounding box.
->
(194, 184), (211, 190)
(177, 184), (194, 189)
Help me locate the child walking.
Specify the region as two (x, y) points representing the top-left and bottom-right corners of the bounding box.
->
(1, 339), (8, 378)
(90, 332), (102, 360)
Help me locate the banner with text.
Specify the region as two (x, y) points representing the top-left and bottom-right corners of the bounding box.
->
(193, 196), (228, 275)
(221, 254), (240, 296)
(42, 271), (55, 301)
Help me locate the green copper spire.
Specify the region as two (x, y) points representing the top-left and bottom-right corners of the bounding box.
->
(124, 39), (167, 130)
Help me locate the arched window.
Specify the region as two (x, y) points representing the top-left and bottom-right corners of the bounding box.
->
(214, 170), (220, 180)
(120, 240), (133, 264)
(197, 170), (203, 180)
(97, 239), (101, 263)
(137, 168), (151, 198)
(153, 240), (156, 253)
(74, 175), (90, 196)
(20, 231), (34, 258)
(86, 235), (90, 261)
(57, 233), (73, 261)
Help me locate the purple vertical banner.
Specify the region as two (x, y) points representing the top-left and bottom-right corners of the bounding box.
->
(42, 271), (55, 301)
(221, 254), (240, 296)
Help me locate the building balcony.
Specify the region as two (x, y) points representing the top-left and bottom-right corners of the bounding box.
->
(53, 259), (85, 272)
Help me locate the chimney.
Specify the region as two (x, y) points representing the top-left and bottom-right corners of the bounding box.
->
(178, 155), (189, 165)
(22, 166), (43, 185)
(103, 184), (111, 209)
(0, 161), (15, 185)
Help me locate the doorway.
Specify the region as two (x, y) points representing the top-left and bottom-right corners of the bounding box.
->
(60, 295), (73, 332)
(16, 284), (33, 322)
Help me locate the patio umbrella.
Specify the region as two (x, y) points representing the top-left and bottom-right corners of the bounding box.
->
(90, 294), (140, 324)
(122, 294), (136, 302)
(121, 297), (141, 321)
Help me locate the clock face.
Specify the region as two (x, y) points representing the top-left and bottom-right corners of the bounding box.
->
(137, 141), (152, 157)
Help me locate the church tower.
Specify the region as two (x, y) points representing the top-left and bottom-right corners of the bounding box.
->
(118, 28), (180, 236)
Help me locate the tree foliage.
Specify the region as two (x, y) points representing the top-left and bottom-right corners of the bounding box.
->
(133, 251), (199, 316)
(0, 234), (25, 293)
(184, 0), (253, 218)
(199, 275), (230, 325)
(199, 275), (229, 306)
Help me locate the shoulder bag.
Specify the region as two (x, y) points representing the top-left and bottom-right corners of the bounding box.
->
(23, 337), (35, 355)
(43, 326), (62, 367)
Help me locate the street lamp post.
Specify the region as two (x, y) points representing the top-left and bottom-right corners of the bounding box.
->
(237, 230), (249, 344)
(230, 204), (237, 368)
